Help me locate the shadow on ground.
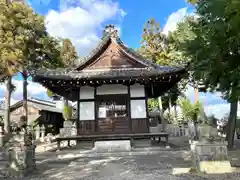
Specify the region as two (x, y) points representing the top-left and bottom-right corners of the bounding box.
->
(3, 138), (240, 179)
(24, 150), (201, 180)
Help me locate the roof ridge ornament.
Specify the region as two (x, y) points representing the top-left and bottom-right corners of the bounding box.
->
(104, 24), (119, 39)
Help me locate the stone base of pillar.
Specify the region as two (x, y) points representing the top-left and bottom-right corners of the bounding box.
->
(189, 140), (232, 174)
(4, 144), (36, 178)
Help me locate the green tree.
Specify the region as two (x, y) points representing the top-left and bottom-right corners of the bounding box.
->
(177, 97), (202, 138)
(59, 38), (78, 120)
(0, 0), (23, 135)
(0, 1), (63, 134)
(168, 16), (200, 102)
(60, 38), (78, 67)
(177, 0), (240, 148)
(177, 98), (202, 122)
(62, 105), (72, 121)
(140, 18), (188, 124)
(46, 38), (78, 120)
(148, 98), (158, 111)
(140, 19), (169, 64)
(46, 89), (55, 98)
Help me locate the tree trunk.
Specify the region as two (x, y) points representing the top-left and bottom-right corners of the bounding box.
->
(174, 105), (177, 115)
(194, 86), (198, 103)
(226, 101), (238, 149)
(4, 77), (12, 135)
(168, 96), (172, 114)
(193, 121), (198, 140)
(22, 70), (30, 147)
(158, 96), (166, 131)
(168, 96), (172, 123)
(193, 84), (199, 138)
(22, 70), (28, 126)
(192, 112), (199, 140)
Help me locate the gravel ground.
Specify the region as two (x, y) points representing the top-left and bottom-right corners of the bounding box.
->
(1, 138), (240, 180)
(1, 150), (240, 180)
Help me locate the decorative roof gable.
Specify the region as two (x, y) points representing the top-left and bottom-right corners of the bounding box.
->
(32, 25), (185, 83)
(74, 25), (149, 71)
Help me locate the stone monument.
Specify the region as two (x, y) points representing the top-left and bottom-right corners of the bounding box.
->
(189, 125), (232, 174)
(3, 127), (36, 178)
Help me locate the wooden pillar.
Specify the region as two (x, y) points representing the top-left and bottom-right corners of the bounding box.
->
(127, 85), (132, 133)
(94, 86), (98, 134)
(158, 96), (166, 132)
(145, 87), (149, 133)
(76, 88), (80, 136)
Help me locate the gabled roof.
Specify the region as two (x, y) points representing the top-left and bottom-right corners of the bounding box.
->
(33, 25), (185, 81)
(10, 98), (62, 113)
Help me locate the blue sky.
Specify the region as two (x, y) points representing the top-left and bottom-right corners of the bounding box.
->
(28, 0), (193, 49)
(0, 0), (238, 118)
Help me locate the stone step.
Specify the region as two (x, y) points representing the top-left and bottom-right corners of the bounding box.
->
(93, 140), (131, 152)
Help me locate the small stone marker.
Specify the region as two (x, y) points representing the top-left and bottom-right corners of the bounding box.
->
(93, 140), (131, 153)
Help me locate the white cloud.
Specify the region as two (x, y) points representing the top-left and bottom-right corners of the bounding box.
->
(185, 85), (223, 105)
(0, 79), (46, 99)
(0, 97), (18, 106)
(185, 85), (240, 119)
(45, 0), (126, 55)
(163, 7), (189, 35)
(205, 103), (240, 119)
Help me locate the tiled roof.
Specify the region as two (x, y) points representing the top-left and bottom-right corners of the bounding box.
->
(34, 66), (184, 80)
(30, 102), (62, 113)
(32, 25), (186, 82)
(10, 99), (62, 113)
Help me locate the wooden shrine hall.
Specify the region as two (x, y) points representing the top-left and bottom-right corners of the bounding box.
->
(33, 25), (186, 138)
